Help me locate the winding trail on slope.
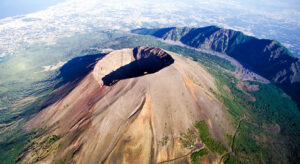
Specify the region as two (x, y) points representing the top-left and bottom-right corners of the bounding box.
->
(159, 115), (246, 164)
(158, 144), (203, 164)
(219, 115), (247, 164)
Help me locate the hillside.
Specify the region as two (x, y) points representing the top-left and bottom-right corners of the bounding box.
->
(132, 26), (300, 108)
(18, 47), (232, 163)
(1, 33), (299, 163)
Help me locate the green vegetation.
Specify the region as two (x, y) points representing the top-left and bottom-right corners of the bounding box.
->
(179, 128), (197, 149)
(0, 130), (35, 163)
(0, 31), (299, 163)
(190, 148), (208, 164)
(159, 136), (169, 146)
(132, 30), (300, 162)
(0, 127), (49, 163)
(203, 57), (299, 163)
(0, 93), (53, 163)
(40, 135), (61, 149)
(195, 121), (227, 155)
(0, 31), (123, 163)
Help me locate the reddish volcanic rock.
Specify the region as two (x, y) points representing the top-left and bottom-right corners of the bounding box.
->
(21, 47), (231, 164)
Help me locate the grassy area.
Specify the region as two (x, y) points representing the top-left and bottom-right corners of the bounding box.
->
(225, 121), (269, 164)
(0, 31), (299, 163)
(180, 129), (197, 149)
(0, 130), (36, 163)
(100, 34), (300, 163)
(190, 148), (208, 164)
(195, 121), (227, 155)
(159, 136), (169, 146)
(40, 135), (61, 149)
(0, 31), (122, 163)
(0, 31), (116, 112)
(203, 58), (300, 163)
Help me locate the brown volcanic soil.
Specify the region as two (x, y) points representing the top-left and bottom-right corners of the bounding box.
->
(22, 47), (232, 163)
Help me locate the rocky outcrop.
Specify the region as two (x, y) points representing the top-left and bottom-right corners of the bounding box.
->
(132, 27), (300, 108)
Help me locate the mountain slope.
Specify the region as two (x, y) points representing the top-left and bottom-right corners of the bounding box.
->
(132, 26), (300, 108)
(20, 47), (232, 163)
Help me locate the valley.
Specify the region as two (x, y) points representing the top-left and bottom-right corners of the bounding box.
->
(156, 38), (270, 83)
(133, 27), (300, 109)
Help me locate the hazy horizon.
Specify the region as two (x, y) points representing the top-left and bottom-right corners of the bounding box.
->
(0, 0), (300, 57)
(0, 0), (66, 19)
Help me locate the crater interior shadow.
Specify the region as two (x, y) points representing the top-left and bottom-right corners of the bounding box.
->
(102, 48), (174, 86)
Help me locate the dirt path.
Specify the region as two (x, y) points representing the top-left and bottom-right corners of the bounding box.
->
(219, 115), (246, 164)
(159, 115), (246, 164)
(158, 144), (203, 164)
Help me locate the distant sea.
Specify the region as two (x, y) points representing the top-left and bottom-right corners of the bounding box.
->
(0, 0), (66, 19)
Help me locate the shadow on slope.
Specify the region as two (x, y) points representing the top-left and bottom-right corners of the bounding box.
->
(42, 53), (106, 108)
(57, 53), (106, 86)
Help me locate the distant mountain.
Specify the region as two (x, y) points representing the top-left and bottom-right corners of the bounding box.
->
(132, 26), (300, 108)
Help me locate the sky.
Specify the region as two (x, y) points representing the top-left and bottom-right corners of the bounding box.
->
(1, 0), (299, 19)
(0, 0), (66, 19)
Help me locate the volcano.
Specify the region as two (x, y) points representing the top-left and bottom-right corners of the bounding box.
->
(20, 47), (231, 163)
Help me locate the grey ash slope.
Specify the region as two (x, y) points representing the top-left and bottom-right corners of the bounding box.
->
(20, 47), (231, 163)
(132, 26), (300, 108)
